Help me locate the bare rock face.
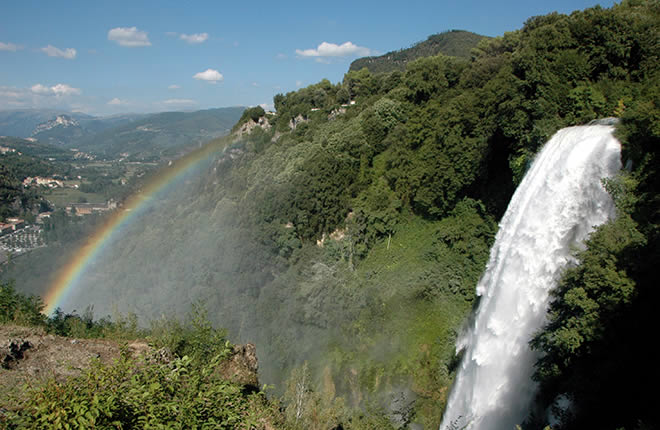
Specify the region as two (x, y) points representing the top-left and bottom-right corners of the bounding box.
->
(328, 107), (346, 120)
(32, 114), (80, 135)
(288, 114), (307, 130)
(587, 117), (620, 126)
(234, 117), (271, 138)
(216, 343), (259, 389)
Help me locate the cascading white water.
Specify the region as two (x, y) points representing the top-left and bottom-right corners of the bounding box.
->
(439, 125), (621, 430)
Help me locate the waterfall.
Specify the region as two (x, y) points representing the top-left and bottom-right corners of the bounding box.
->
(440, 125), (622, 430)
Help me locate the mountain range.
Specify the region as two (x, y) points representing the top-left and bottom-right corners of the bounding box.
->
(0, 107), (245, 160)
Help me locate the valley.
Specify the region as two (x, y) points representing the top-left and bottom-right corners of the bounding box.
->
(0, 107), (244, 270)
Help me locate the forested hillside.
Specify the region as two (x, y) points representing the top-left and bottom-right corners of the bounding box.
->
(0, 138), (62, 221)
(349, 30), (487, 74)
(0, 110), (97, 139)
(4, 1), (659, 428)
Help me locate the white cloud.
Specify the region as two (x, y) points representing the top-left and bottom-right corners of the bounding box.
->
(168, 84), (180, 90)
(251, 82), (259, 87)
(180, 33), (208, 44)
(163, 98), (196, 106)
(295, 80), (303, 88)
(193, 68), (223, 84)
(296, 41), (371, 58)
(31, 83), (81, 96)
(107, 98), (126, 105)
(275, 53), (287, 60)
(30, 84), (51, 95)
(41, 45), (77, 59)
(0, 42), (21, 52)
(52, 84), (81, 96)
(108, 27), (151, 47)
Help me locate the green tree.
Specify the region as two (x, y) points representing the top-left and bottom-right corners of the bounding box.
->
(0, 281), (46, 326)
(0, 164), (21, 220)
(403, 55), (451, 104)
(344, 68), (379, 101)
(360, 98), (406, 150)
(336, 87), (350, 105)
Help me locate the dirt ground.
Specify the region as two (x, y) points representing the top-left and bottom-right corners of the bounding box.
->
(0, 325), (148, 409)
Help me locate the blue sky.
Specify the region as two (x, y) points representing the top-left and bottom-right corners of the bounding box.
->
(1, 0), (616, 116)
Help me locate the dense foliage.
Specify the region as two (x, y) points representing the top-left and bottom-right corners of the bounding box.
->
(0, 282), (45, 327)
(10, 352), (263, 429)
(223, 3), (660, 425)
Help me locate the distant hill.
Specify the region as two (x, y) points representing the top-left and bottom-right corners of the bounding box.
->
(67, 107), (245, 159)
(31, 113), (151, 146)
(0, 107), (245, 160)
(0, 110), (145, 141)
(0, 110), (95, 139)
(30, 114), (86, 145)
(349, 30), (488, 74)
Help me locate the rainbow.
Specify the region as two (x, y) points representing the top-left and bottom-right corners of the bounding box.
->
(43, 139), (227, 315)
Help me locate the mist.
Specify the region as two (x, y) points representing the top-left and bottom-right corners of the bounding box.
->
(4, 135), (351, 393)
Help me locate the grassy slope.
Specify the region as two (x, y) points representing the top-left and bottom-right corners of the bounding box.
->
(329, 219), (475, 428)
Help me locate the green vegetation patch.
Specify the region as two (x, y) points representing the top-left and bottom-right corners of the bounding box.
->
(45, 188), (106, 206)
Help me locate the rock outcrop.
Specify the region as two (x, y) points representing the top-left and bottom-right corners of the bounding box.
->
(216, 343), (259, 390)
(288, 114), (307, 130)
(32, 115), (80, 136)
(234, 117), (271, 139)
